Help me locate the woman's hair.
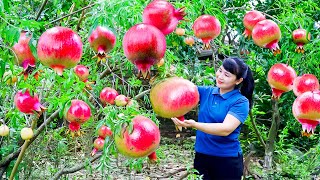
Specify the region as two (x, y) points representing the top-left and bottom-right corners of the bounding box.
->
(222, 57), (254, 109)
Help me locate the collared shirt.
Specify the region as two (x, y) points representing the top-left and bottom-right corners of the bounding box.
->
(194, 86), (249, 157)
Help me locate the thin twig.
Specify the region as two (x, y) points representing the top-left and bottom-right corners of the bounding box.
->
(133, 89), (151, 100)
(35, 0), (49, 21)
(66, 3), (75, 25)
(0, 16), (18, 29)
(76, 9), (86, 31)
(249, 110), (266, 148)
(262, 12), (292, 33)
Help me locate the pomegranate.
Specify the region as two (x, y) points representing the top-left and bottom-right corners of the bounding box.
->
(114, 95), (129, 107)
(242, 10), (266, 38)
(267, 63), (297, 100)
(142, 0), (186, 35)
(20, 127), (33, 140)
(14, 89), (46, 115)
(293, 74), (319, 96)
(175, 28), (185, 36)
(74, 65), (94, 89)
(88, 26), (116, 63)
(192, 15), (221, 49)
(184, 37), (195, 46)
(252, 19), (281, 55)
(99, 87), (119, 106)
(292, 28), (311, 53)
(292, 91), (320, 136)
(91, 137), (105, 156)
(150, 77), (199, 120)
(97, 125), (112, 139)
(12, 30), (39, 80)
(37, 26), (83, 75)
(0, 124), (10, 136)
(123, 23), (166, 78)
(148, 151), (157, 163)
(115, 115), (160, 158)
(64, 100), (91, 134)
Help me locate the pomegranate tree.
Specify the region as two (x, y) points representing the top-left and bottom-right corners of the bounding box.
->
(115, 115), (160, 158)
(150, 77), (199, 120)
(192, 15), (221, 49)
(143, 0), (186, 35)
(12, 31), (39, 80)
(252, 19), (281, 55)
(267, 63), (297, 99)
(14, 89), (46, 115)
(292, 91), (320, 136)
(242, 10), (266, 38)
(91, 137), (105, 156)
(293, 74), (319, 96)
(123, 23), (166, 78)
(88, 26), (116, 62)
(292, 28), (311, 53)
(99, 87), (119, 106)
(37, 26), (83, 75)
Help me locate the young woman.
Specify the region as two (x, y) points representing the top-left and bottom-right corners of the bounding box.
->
(172, 57), (254, 180)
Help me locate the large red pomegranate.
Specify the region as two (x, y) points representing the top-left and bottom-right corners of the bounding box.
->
(267, 63), (296, 99)
(293, 74), (319, 96)
(252, 20), (281, 55)
(115, 115), (160, 158)
(292, 91), (320, 136)
(12, 31), (39, 80)
(192, 15), (221, 49)
(242, 10), (266, 38)
(99, 87), (119, 106)
(88, 26), (116, 62)
(14, 89), (46, 115)
(64, 100), (91, 135)
(150, 77), (199, 119)
(142, 0), (186, 35)
(292, 28), (311, 53)
(123, 23), (166, 78)
(37, 27), (83, 75)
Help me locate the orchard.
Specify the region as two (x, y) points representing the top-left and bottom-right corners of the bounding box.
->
(0, 0), (319, 179)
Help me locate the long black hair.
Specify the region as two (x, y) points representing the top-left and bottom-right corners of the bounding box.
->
(222, 57), (254, 109)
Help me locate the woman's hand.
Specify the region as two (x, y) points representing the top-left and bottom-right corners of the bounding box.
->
(171, 117), (196, 128)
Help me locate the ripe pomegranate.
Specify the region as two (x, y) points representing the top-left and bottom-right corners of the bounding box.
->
(148, 151), (157, 163)
(91, 137), (105, 156)
(114, 95), (129, 107)
(14, 89), (46, 115)
(175, 28), (185, 36)
(88, 26), (116, 63)
(184, 37), (195, 46)
(37, 26), (83, 75)
(123, 23), (166, 78)
(267, 63), (297, 100)
(292, 28), (311, 53)
(64, 100), (91, 134)
(192, 15), (221, 49)
(97, 125), (112, 139)
(20, 127), (33, 140)
(12, 30), (39, 80)
(0, 124), (10, 136)
(143, 0), (186, 35)
(293, 74), (319, 96)
(150, 77), (199, 120)
(242, 10), (266, 38)
(100, 87), (119, 106)
(292, 91), (320, 136)
(252, 20), (281, 55)
(115, 115), (160, 158)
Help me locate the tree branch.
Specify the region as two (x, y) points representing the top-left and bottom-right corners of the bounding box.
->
(133, 89), (151, 100)
(35, 0), (49, 21)
(249, 110), (266, 149)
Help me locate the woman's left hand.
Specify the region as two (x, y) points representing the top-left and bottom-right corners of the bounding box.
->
(171, 117), (196, 128)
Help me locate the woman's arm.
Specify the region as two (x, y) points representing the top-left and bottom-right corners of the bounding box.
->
(171, 114), (241, 136)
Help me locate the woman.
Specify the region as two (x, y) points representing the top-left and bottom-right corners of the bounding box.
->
(172, 57), (254, 180)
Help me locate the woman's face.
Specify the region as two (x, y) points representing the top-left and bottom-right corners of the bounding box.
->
(216, 66), (243, 93)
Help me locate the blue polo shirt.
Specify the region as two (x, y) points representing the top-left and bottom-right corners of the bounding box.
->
(195, 86), (249, 157)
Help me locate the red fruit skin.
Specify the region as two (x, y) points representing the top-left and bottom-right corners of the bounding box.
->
(148, 151), (157, 163)
(292, 91), (320, 135)
(252, 20), (281, 54)
(14, 90), (45, 114)
(267, 63), (297, 99)
(68, 122), (81, 132)
(293, 74), (319, 96)
(192, 15), (221, 45)
(88, 26), (116, 54)
(74, 65), (89, 82)
(91, 137), (105, 156)
(292, 28), (311, 53)
(123, 23), (166, 77)
(150, 77), (199, 118)
(115, 115), (160, 158)
(37, 26), (83, 75)
(143, 0), (186, 35)
(65, 100), (91, 124)
(99, 87), (119, 106)
(98, 125), (112, 139)
(114, 95), (129, 107)
(242, 10), (266, 38)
